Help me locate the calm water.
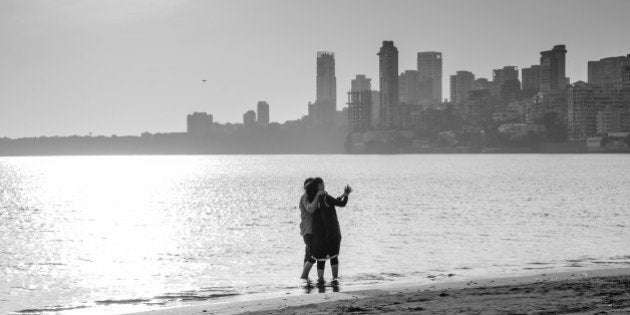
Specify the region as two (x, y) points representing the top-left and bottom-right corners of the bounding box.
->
(1, 155), (629, 314)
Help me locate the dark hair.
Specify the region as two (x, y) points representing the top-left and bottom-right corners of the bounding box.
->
(306, 177), (323, 203)
(303, 177), (313, 189)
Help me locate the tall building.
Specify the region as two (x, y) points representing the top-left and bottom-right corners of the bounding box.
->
(399, 70), (419, 105)
(314, 51), (337, 126)
(417, 51), (443, 103)
(521, 65), (541, 97)
(588, 54), (630, 88)
(567, 82), (628, 141)
(350, 75), (374, 130)
(624, 66), (630, 89)
(491, 66), (520, 104)
(347, 90), (372, 132)
(540, 45), (567, 93)
(450, 71), (475, 104)
(351, 74), (371, 92)
(187, 112), (213, 136)
(243, 110), (256, 127)
(256, 101), (269, 125)
(378, 41), (399, 129)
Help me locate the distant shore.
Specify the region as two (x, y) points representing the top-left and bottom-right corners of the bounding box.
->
(1, 151), (629, 157)
(2, 130), (628, 156)
(127, 268), (630, 314)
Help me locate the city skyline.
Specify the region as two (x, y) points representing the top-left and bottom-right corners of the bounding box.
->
(1, 0), (629, 137)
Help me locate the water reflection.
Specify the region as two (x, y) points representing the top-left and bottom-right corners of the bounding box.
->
(1, 155), (629, 314)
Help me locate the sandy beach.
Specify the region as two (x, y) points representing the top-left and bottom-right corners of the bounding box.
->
(128, 267), (630, 314)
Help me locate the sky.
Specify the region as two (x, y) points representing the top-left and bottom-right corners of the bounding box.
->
(1, 0), (629, 138)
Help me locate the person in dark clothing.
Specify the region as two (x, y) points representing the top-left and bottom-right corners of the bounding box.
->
(305, 177), (352, 283)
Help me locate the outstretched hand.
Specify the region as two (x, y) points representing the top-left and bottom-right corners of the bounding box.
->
(343, 185), (352, 196)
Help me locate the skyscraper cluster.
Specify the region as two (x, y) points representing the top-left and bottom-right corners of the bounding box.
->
(189, 40), (629, 150)
(335, 42), (444, 132)
(442, 42), (629, 144)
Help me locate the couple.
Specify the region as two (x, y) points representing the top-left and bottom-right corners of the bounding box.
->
(299, 177), (352, 285)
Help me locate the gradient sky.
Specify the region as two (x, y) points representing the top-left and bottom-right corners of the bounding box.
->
(1, 0), (629, 138)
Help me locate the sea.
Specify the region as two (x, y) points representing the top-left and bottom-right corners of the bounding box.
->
(1, 155), (629, 314)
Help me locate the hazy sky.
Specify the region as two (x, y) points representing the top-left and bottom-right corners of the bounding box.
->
(1, 0), (629, 137)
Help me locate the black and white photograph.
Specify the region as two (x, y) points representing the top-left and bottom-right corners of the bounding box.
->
(1, 0), (630, 314)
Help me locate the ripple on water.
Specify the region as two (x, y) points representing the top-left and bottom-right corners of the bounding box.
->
(2, 155), (630, 314)
(95, 298), (151, 305)
(16, 305), (90, 313)
(153, 292), (240, 302)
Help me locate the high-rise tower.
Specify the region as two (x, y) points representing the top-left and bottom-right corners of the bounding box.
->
(399, 70), (419, 105)
(315, 51), (336, 126)
(417, 51), (443, 103)
(378, 41), (399, 129)
(492, 66), (520, 104)
(521, 65), (541, 97)
(539, 45), (567, 93)
(450, 71), (475, 104)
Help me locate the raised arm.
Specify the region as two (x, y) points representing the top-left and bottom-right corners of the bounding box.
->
(326, 194), (348, 207)
(328, 185), (351, 207)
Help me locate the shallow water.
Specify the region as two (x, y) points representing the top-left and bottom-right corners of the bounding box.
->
(1, 155), (629, 314)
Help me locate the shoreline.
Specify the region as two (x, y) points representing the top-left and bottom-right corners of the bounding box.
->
(125, 267), (630, 314)
(1, 152), (629, 158)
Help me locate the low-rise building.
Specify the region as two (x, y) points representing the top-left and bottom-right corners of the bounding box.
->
(256, 101), (270, 125)
(243, 110), (256, 127)
(187, 112), (213, 136)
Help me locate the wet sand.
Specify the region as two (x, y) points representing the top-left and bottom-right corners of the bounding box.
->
(129, 268), (630, 314)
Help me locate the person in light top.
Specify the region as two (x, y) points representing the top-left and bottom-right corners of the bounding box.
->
(299, 177), (317, 279)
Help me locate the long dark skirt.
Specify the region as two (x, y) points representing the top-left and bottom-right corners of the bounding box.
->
(311, 210), (341, 260)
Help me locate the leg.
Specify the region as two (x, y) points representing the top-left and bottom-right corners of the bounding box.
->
(300, 255), (315, 279)
(330, 256), (339, 279)
(328, 235), (341, 280)
(301, 261), (314, 279)
(317, 260), (326, 281)
(301, 235), (315, 279)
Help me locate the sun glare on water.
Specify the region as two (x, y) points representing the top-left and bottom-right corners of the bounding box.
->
(7, 156), (210, 302)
